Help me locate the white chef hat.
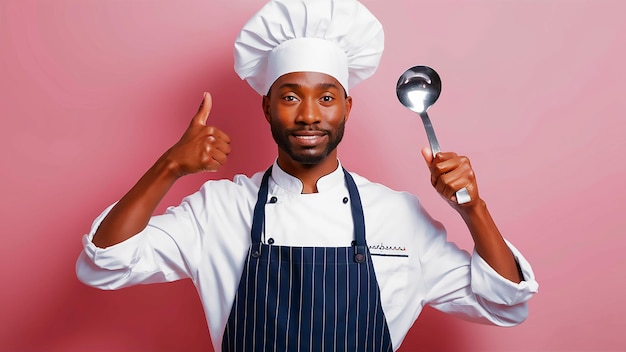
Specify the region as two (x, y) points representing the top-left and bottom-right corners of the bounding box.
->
(234, 0), (384, 95)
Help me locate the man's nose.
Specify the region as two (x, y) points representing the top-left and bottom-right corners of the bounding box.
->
(296, 98), (321, 124)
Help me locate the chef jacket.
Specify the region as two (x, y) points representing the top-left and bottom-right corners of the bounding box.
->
(76, 160), (539, 351)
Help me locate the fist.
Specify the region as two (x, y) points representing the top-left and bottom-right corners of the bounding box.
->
(421, 147), (479, 207)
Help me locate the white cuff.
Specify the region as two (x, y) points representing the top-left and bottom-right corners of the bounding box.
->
(80, 203), (144, 270)
(471, 239), (539, 305)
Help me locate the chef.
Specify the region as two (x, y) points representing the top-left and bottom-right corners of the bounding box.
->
(76, 0), (539, 351)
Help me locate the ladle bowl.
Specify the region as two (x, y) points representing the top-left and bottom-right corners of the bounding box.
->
(396, 65), (441, 114)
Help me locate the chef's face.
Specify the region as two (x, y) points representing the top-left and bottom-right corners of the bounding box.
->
(263, 72), (352, 166)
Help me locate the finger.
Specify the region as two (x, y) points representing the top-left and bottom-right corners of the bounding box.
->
(431, 153), (462, 178)
(429, 158), (453, 187)
(210, 148), (229, 166)
(433, 151), (458, 164)
(206, 126), (232, 144)
(435, 166), (467, 197)
(203, 133), (231, 162)
(207, 134), (232, 156)
(193, 92), (213, 126)
(435, 163), (476, 202)
(198, 146), (229, 172)
(421, 146), (433, 166)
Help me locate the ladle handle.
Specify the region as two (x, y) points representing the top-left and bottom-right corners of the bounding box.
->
(419, 111), (471, 205)
(419, 111), (441, 155)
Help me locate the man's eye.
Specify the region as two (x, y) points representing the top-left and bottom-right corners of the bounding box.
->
(283, 95), (298, 102)
(321, 96), (334, 102)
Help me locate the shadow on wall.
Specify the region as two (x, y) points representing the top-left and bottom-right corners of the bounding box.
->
(400, 306), (469, 351)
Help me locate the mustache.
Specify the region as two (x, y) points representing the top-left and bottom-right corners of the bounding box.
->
(286, 126), (328, 133)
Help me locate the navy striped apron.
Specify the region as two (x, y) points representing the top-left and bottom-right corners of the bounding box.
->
(222, 167), (393, 351)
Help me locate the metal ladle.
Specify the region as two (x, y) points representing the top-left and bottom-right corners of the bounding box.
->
(396, 65), (471, 204)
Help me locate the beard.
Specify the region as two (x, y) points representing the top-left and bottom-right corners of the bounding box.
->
(270, 118), (346, 165)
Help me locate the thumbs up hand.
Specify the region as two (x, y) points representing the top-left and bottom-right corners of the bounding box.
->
(164, 92), (231, 178)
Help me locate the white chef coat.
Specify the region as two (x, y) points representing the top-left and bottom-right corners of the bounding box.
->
(76, 160), (539, 351)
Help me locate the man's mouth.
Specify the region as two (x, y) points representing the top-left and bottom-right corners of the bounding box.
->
(290, 131), (327, 147)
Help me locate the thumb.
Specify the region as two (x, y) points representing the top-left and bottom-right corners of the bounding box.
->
(421, 146), (433, 165)
(193, 92), (213, 126)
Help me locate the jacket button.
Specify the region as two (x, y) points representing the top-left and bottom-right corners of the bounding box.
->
(343, 197), (349, 204)
(268, 238), (275, 245)
(252, 250), (261, 258)
(269, 196), (278, 203)
(355, 253), (365, 263)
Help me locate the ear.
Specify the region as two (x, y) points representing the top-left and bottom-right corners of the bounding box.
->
(344, 95), (353, 122)
(262, 95), (271, 123)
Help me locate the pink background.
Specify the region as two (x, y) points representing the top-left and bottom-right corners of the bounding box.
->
(1, 0), (625, 351)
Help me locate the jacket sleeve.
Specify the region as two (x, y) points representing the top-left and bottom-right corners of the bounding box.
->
(75, 191), (207, 290)
(417, 202), (539, 326)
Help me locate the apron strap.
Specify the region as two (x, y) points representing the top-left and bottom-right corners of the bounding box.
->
(250, 167), (272, 244)
(342, 168), (366, 248)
